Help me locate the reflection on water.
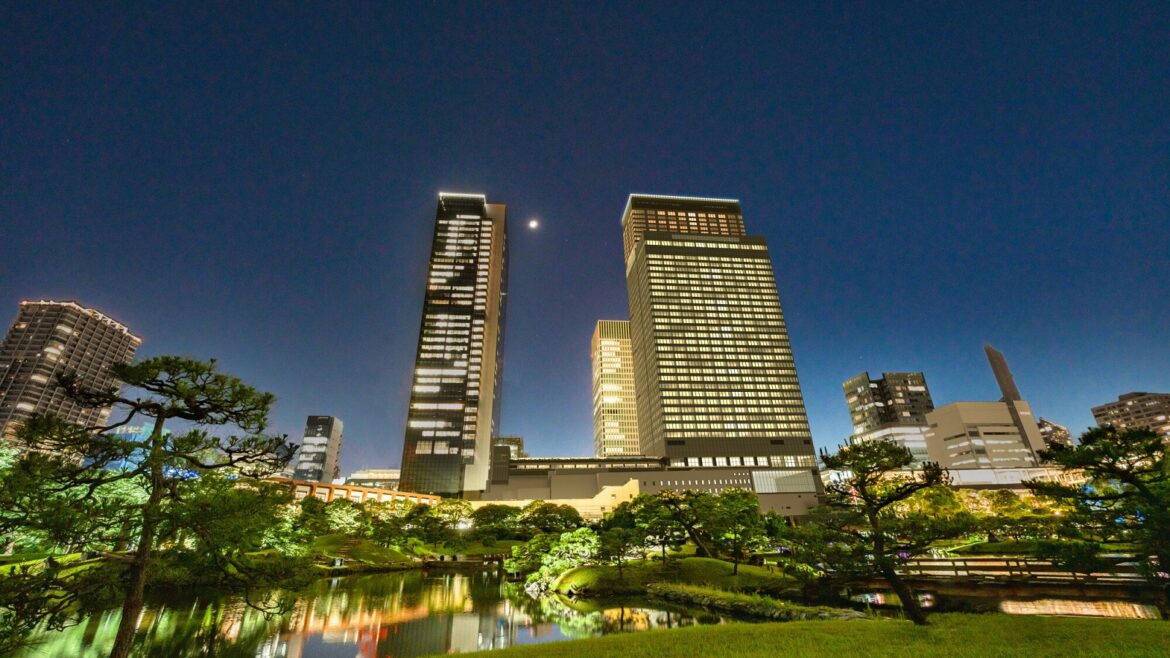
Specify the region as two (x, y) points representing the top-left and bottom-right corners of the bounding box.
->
(999, 599), (1161, 619)
(17, 570), (723, 658)
(852, 590), (1160, 619)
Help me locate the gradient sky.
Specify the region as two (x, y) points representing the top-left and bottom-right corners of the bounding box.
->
(3, 3), (1168, 475)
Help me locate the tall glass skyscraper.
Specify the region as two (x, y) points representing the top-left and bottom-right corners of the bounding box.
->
(399, 193), (508, 496)
(0, 300), (141, 446)
(622, 195), (820, 496)
(591, 320), (640, 457)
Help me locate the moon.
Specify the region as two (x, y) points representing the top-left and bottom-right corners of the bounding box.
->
(528, 219), (540, 230)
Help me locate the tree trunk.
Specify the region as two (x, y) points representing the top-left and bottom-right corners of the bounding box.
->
(108, 423), (167, 658)
(881, 566), (928, 625)
(108, 494), (159, 658)
(732, 556), (739, 575)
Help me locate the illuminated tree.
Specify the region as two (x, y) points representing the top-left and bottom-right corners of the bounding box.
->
(786, 440), (950, 625)
(1028, 426), (1170, 619)
(0, 357), (296, 658)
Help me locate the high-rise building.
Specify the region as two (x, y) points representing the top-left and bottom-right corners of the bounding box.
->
(591, 320), (640, 457)
(622, 194), (821, 506)
(1092, 392), (1170, 439)
(291, 416), (343, 483)
(1037, 418), (1074, 450)
(0, 300), (141, 445)
(842, 371), (934, 465)
(400, 193), (508, 496)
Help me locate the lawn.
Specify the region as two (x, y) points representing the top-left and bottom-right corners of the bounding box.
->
(455, 613), (1170, 657)
(308, 534), (412, 564)
(553, 557), (800, 597)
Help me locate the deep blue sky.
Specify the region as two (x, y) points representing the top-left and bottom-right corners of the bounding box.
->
(3, 3), (1168, 474)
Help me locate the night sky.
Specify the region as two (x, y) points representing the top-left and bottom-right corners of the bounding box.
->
(3, 3), (1168, 475)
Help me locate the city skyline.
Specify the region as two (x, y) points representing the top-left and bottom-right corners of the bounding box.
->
(3, 4), (1167, 474)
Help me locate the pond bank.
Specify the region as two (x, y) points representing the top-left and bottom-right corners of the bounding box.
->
(455, 613), (1170, 658)
(646, 583), (869, 621)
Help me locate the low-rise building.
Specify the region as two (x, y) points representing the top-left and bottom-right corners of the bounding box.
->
(924, 401), (1045, 469)
(344, 468), (399, 490)
(477, 451), (822, 519)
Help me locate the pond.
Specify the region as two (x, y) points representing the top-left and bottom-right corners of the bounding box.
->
(16, 569), (730, 658)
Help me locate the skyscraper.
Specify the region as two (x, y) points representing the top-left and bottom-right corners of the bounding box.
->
(842, 371), (934, 465)
(591, 320), (640, 457)
(400, 193), (508, 496)
(622, 194), (820, 496)
(843, 371), (934, 434)
(0, 300), (141, 445)
(291, 415), (344, 483)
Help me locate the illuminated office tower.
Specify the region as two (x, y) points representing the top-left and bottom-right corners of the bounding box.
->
(0, 300), (141, 445)
(291, 415), (343, 483)
(400, 193), (508, 496)
(1092, 392), (1170, 439)
(622, 195), (820, 499)
(591, 320), (640, 457)
(843, 371), (934, 465)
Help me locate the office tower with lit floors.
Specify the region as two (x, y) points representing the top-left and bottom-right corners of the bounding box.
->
(622, 194), (822, 510)
(400, 193), (508, 496)
(1092, 392), (1170, 439)
(291, 416), (344, 483)
(843, 371), (934, 465)
(0, 300), (141, 446)
(591, 320), (641, 457)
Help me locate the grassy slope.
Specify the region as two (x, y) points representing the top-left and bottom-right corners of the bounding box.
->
(309, 534), (411, 563)
(457, 614), (1170, 658)
(553, 557), (800, 597)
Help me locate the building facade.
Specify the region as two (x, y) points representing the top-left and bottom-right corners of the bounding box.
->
(622, 194), (821, 505)
(923, 346), (1046, 469)
(591, 320), (640, 457)
(400, 193), (508, 496)
(292, 416), (344, 483)
(844, 371), (934, 434)
(1091, 392), (1170, 439)
(1037, 418), (1074, 450)
(924, 401), (1046, 469)
(481, 452), (821, 518)
(493, 436), (527, 459)
(842, 371), (934, 464)
(344, 468), (400, 490)
(0, 300), (141, 444)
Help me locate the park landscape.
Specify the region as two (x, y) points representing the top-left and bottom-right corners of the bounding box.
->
(1, 358), (1168, 656)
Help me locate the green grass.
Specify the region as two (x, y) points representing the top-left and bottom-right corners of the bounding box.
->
(453, 613), (1170, 657)
(552, 557), (800, 597)
(0, 552), (85, 575)
(647, 583), (865, 621)
(308, 534), (411, 564)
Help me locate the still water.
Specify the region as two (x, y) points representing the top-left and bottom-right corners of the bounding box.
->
(17, 570), (727, 658)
